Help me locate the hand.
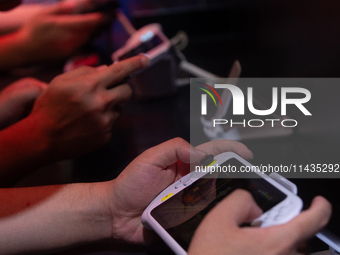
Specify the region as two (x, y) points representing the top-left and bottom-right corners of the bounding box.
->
(0, 138), (250, 253)
(188, 189), (332, 255)
(29, 54), (150, 160)
(0, 78), (47, 130)
(107, 137), (253, 244)
(16, 1), (106, 64)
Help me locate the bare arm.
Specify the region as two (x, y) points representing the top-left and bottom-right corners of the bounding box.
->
(0, 138), (331, 255)
(0, 55), (149, 186)
(0, 183), (112, 254)
(0, 113), (54, 186)
(0, 138), (253, 254)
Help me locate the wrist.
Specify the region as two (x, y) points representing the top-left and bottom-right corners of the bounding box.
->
(72, 182), (113, 242)
(105, 179), (143, 243)
(0, 183), (114, 253)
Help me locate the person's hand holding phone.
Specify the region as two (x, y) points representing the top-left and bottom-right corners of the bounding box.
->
(188, 189), (331, 255)
(106, 138), (253, 244)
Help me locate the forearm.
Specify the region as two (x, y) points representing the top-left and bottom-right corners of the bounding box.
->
(0, 114), (53, 186)
(0, 182), (112, 254)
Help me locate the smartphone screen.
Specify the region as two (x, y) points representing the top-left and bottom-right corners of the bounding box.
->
(150, 158), (287, 251)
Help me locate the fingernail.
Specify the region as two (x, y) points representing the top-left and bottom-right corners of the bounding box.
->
(190, 147), (207, 163)
(193, 147), (207, 156)
(249, 150), (254, 159)
(139, 53), (150, 67)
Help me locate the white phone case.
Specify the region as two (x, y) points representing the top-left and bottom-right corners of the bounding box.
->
(142, 152), (303, 255)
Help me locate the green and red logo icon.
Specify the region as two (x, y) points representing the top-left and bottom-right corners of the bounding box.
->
(197, 82), (222, 115)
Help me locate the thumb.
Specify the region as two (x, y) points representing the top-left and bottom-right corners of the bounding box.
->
(273, 196), (331, 245)
(199, 189), (262, 230)
(43, 1), (78, 15)
(138, 138), (207, 170)
(211, 189), (263, 226)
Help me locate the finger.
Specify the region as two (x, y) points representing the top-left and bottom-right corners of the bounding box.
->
(195, 139), (254, 160)
(104, 83), (133, 106)
(96, 65), (108, 72)
(22, 80), (48, 100)
(1, 77), (47, 96)
(96, 55), (150, 88)
(42, 2), (75, 15)
(53, 13), (104, 31)
(139, 138), (207, 170)
(57, 0), (96, 14)
(273, 196), (332, 245)
(19, 77), (48, 91)
(43, 1), (79, 15)
(59, 65), (97, 78)
(207, 189), (263, 226)
(101, 109), (120, 133)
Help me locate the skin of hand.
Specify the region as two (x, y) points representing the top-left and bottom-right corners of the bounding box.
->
(0, 0), (112, 34)
(0, 55), (149, 186)
(106, 137), (254, 245)
(0, 77), (47, 130)
(188, 189), (332, 255)
(0, 138), (329, 255)
(0, 138), (252, 254)
(29, 54), (150, 160)
(0, 5), (44, 34)
(13, 1), (106, 65)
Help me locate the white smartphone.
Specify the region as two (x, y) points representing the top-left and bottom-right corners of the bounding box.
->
(142, 152), (303, 255)
(112, 23), (172, 62)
